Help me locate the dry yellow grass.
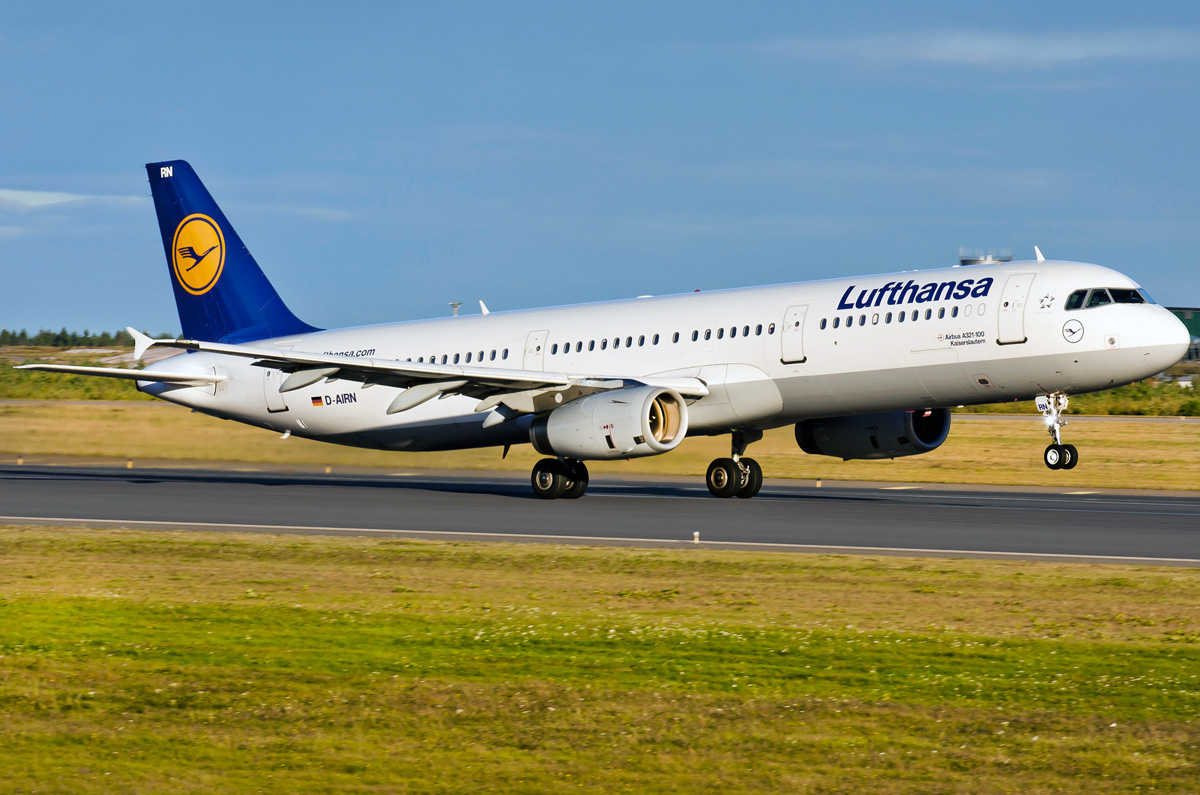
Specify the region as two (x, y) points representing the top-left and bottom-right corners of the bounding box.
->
(2, 400), (1199, 490)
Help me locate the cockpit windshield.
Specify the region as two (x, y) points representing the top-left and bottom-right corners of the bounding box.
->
(1065, 287), (1155, 310)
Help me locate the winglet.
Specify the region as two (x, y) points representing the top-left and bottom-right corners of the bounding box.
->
(127, 327), (157, 361)
(479, 300), (490, 316)
(1034, 246), (1045, 263)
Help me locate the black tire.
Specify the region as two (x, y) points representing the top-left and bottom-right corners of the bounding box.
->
(531, 458), (567, 499)
(561, 461), (590, 499)
(706, 458), (740, 498)
(735, 458), (763, 499)
(1062, 444), (1079, 470)
(1043, 444), (1064, 470)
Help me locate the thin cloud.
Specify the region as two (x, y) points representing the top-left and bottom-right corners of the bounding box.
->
(0, 189), (145, 209)
(0, 225), (24, 239)
(758, 30), (1200, 69)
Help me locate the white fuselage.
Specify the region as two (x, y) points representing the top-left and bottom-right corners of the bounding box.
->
(140, 259), (1189, 453)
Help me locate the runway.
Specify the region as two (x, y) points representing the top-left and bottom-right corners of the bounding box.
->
(2, 464), (1198, 565)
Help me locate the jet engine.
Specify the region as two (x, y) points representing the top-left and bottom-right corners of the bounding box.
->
(795, 408), (951, 460)
(530, 386), (688, 460)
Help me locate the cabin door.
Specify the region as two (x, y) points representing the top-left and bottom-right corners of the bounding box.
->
(263, 368), (289, 413)
(780, 305), (808, 364)
(524, 329), (549, 370)
(997, 273), (1035, 345)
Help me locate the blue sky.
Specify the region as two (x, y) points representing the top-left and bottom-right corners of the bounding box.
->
(3, 2), (1199, 335)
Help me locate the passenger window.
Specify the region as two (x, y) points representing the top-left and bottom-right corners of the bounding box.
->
(466, 352), (472, 362)
(859, 315), (866, 326)
(626, 336), (632, 347)
(502, 348), (509, 359)
(613, 337), (619, 349)
(730, 327), (737, 338)
(1086, 289), (1112, 308)
(652, 334), (659, 345)
(820, 318), (827, 330)
(1065, 289), (1087, 310)
(454, 353), (461, 364)
(704, 329), (712, 340)
(1109, 288), (1145, 304)
(601, 339), (608, 350)
(872, 313), (879, 325)
(768, 323), (775, 334)
(575, 342), (582, 352)
(639, 335), (645, 346)
(833, 317), (840, 329)
(923, 309), (931, 320)
(589, 341), (595, 351)
(898, 312), (905, 323)
(911, 310), (918, 321)
(938, 308), (945, 319)
(478, 351), (484, 361)
(418, 357), (424, 362)
(717, 328), (724, 339)
(885, 312), (892, 323)
(441, 355), (448, 364)
(756, 324), (763, 335)
(672, 332), (679, 343)
(951, 306), (958, 318)
(692, 331), (699, 342)
(743, 325), (750, 336)
(550, 344), (557, 355)
(490, 350), (496, 360)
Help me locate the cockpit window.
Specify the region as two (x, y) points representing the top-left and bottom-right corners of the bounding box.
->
(1086, 289), (1112, 308)
(1065, 290), (1087, 310)
(1138, 288), (1156, 304)
(1109, 288), (1146, 304)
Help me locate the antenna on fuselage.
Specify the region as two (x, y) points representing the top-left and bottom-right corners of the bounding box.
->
(449, 302), (462, 317)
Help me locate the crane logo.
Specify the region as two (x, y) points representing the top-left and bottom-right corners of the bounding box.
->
(1062, 319), (1084, 343)
(171, 214), (225, 295)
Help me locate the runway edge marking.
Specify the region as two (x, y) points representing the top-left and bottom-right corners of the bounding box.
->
(1, 515), (1198, 566)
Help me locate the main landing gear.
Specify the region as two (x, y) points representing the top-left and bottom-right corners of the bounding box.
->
(531, 458), (590, 499)
(1036, 392), (1079, 471)
(706, 430), (764, 499)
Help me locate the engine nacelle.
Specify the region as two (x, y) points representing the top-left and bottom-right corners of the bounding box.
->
(530, 386), (688, 460)
(795, 408), (951, 461)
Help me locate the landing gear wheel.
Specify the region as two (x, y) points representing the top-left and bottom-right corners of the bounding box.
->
(706, 458), (740, 499)
(531, 458), (567, 499)
(561, 461), (590, 499)
(1043, 444), (1065, 470)
(735, 457), (763, 499)
(1062, 444), (1079, 470)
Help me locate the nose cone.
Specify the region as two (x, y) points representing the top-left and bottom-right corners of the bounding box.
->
(1139, 308), (1191, 372)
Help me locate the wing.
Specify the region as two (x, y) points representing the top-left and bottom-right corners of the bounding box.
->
(130, 330), (708, 418)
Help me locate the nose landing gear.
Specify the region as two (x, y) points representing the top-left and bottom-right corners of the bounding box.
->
(1036, 393), (1079, 470)
(706, 430), (764, 499)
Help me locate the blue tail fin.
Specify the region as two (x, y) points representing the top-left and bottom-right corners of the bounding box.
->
(146, 160), (319, 343)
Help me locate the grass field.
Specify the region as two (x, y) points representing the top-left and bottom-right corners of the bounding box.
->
(1, 525), (1198, 793)
(3, 400), (1200, 490)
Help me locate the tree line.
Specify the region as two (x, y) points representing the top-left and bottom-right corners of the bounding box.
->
(0, 328), (175, 347)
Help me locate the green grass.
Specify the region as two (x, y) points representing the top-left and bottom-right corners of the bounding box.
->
(0, 358), (152, 401)
(1, 526), (1198, 793)
(960, 380), (1200, 417)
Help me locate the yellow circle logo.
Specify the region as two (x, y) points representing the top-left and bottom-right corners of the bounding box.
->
(171, 214), (225, 295)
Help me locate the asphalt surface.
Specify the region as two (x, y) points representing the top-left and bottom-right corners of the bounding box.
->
(2, 464), (1198, 565)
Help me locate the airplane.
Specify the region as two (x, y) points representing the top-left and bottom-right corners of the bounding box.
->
(20, 160), (1191, 499)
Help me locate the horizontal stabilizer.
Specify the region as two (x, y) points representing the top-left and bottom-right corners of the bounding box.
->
(16, 364), (226, 385)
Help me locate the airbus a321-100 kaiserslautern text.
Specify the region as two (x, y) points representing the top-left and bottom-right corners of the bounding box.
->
(21, 161), (1191, 498)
